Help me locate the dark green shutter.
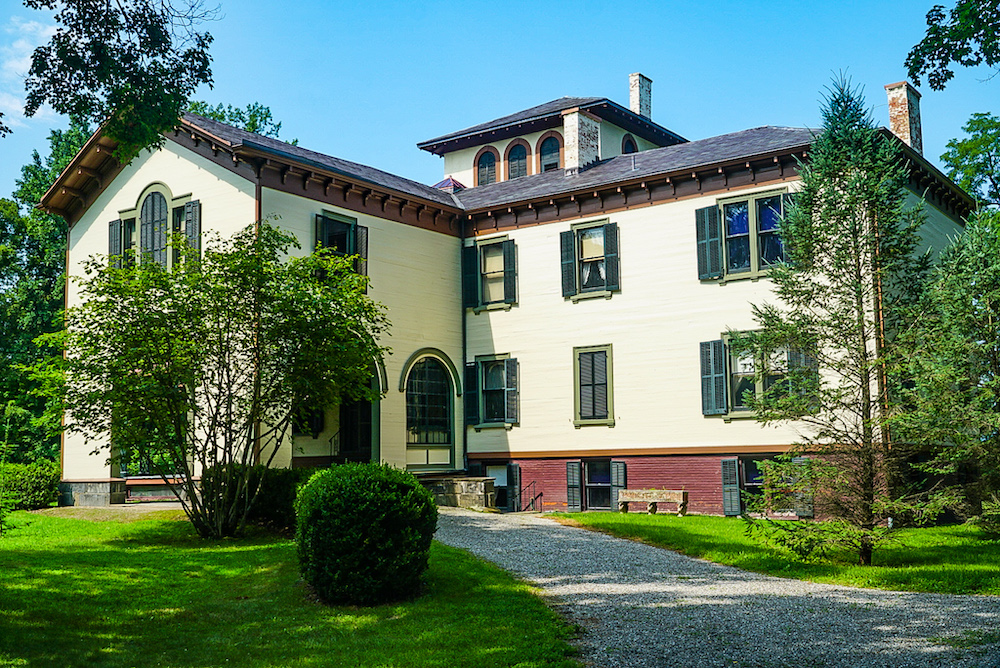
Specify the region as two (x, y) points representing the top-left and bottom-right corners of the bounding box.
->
(462, 245), (479, 308)
(566, 461), (582, 512)
(504, 358), (518, 424)
(701, 340), (728, 415)
(507, 462), (521, 512)
(696, 205), (723, 280)
(314, 213), (324, 251)
(152, 198), (168, 267)
(354, 225), (368, 276)
(611, 461), (626, 510)
(184, 200), (201, 253)
(464, 362), (479, 425)
(722, 458), (741, 516)
(560, 230), (576, 297)
(603, 222), (620, 291)
(502, 239), (516, 304)
(109, 219), (123, 268)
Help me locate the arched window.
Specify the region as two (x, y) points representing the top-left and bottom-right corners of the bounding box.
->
(140, 192), (169, 266)
(406, 358), (452, 446)
(540, 136), (561, 172)
(507, 143), (527, 180)
(477, 151), (497, 186)
(622, 135), (638, 154)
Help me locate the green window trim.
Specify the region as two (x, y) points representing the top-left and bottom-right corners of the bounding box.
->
(465, 354), (519, 429)
(462, 237), (516, 311)
(573, 344), (614, 427)
(560, 219), (620, 299)
(696, 189), (791, 283)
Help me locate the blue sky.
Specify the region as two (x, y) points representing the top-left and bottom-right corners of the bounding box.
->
(1, 0), (998, 203)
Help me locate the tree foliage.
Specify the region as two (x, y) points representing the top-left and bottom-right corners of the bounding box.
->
(906, 0), (1000, 90)
(736, 79), (938, 566)
(941, 112), (1000, 206)
(55, 223), (389, 538)
(21, 0), (215, 160)
(897, 209), (1000, 516)
(186, 101), (297, 144)
(0, 119), (91, 462)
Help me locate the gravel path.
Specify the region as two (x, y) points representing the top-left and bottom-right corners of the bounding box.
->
(436, 508), (1000, 668)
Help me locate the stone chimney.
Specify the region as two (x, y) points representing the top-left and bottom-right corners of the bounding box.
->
(885, 81), (922, 155)
(629, 72), (651, 118)
(562, 108), (601, 175)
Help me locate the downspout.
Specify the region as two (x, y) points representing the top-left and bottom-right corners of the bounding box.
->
(252, 157), (264, 463)
(460, 213), (468, 473)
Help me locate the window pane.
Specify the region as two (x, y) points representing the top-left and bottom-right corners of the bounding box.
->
(483, 361), (505, 390)
(478, 152), (496, 185)
(481, 244), (504, 273)
(509, 144), (527, 179)
(579, 228), (605, 260)
(727, 237), (750, 272)
(321, 219), (351, 254)
(587, 487), (611, 509)
(760, 232), (785, 266)
(732, 375), (755, 410)
(406, 358), (452, 444)
(483, 390), (505, 421)
(587, 460), (611, 484)
(724, 201), (749, 236)
(757, 196), (782, 232)
(580, 259), (606, 290)
(482, 274), (505, 303)
(541, 137), (560, 171)
(623, 138), (637, 154)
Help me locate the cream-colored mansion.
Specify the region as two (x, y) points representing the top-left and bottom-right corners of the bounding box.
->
(45, 75), (973, 512)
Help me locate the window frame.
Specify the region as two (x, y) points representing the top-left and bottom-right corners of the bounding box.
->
(535, 131), (563, 173)
(697, 188), (790, 283)
(701, 333), (804, 421)
(113, 183), (196, 269)
(315, 211), (369, 280)
(474, 146), (500, 186)
(405, 357), (453, 449)
(465, 354), (519, 430)
(505, 140), (530, 180)
(560, 219), (620, 301)
(462, 236), (516, 313)
(573, 344), (614, 428)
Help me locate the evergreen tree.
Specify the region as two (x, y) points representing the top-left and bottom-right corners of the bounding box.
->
(736, 79), (939, 566)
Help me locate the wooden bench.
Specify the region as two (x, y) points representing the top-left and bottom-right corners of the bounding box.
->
(618, 489), (688, 516)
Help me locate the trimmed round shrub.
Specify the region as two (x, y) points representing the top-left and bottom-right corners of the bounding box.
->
(295, 463), (437, 606)
(0, 459), (60, 510)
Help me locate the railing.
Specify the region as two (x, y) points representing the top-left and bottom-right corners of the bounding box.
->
(518, 480), (542, 512)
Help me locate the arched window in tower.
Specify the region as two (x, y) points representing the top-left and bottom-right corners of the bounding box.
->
(507, 143), (527, 180)
(540, 136), (561, 172)
(406, 357), (452, 447)
(477, 151), (497, 186)
(139, 192), (169, 266)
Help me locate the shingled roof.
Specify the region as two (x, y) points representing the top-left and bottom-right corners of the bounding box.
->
(182, 113), (462, 208)
(418, 97), (687, 155)
(453, 126), (816, 211)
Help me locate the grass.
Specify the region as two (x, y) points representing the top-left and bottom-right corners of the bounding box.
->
(560, 512), (1000, 596)
(0, 509), (580, 668)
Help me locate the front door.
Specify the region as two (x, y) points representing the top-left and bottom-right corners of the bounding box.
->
(338, 397), (372, 463)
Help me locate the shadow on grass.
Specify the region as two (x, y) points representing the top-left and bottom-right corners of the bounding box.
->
(0, 514), (578, 668)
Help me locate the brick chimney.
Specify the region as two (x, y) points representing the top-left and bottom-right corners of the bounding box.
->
(562, 108), (601, 175)
(885, 81), (922, 155)
(629, 73), (651, 118)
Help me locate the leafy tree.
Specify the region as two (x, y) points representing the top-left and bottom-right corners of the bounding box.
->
(186, 101), (298, 144)
(53, 223), (388, 538)
(941, 112), (1000, 206)
(21, 0), (215, 160)
(736, 79), (940, 566)
(0, 119), (91, 462)
(897, 209), (1000, 517)
(906, 1), (1000, 90)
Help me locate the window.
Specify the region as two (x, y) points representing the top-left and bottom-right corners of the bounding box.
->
(574, 344), (613, 427)
(477, 150), (497, 186)
(696, 190), (790, 281)
(622, 135), (638, 154)
(110, 189), (200, 269)
(567, 460), (625, 512)
(464, 357), (519, 427)
(560, 221), (619, 299)
(406, 358), (452, 446)
(315, 212), (368, 276)
(462, 238), (516, 310)
(507, 143), (528, 180)
(700, 336), (812, 417)
(539, 136), (561, 172)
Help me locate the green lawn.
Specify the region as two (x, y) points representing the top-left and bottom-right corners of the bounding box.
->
(0, 509), (579, 668)
(562, 512), (1000, 595)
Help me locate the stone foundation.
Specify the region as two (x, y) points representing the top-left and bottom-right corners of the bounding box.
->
(59, 480), (127, 506)
(420, 476), (495, 509)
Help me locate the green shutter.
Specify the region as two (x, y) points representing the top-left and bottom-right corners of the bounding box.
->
(109, 219), (123, 268)
(560, 230), (576, 297)
(462, 245), (479, 308)
(507, 462), (521, 512)
(722, 458), (741, 516)
(354, 224), (368, 277)
(603, 222), (619, 291)
(566, 461), (582, 512)
(701, 340), (728, 415)
(611, 460), (626, 510)
(464, 362), (479, 425)
(314, 213), (324, 251)
(502, 239), (516, 304)
(504, 358), (518, 424)
(696, 205), (723, 280)
(184, 200), (201, 253)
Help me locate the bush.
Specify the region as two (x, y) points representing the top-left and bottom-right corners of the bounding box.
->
(0, 459), (60, 510)
(201, 463), (317, 533)
(969, 494), (1000, 537)
(296, 463), (437, 606)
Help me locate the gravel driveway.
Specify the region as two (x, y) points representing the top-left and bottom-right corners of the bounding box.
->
(435, 508), (1000, 668)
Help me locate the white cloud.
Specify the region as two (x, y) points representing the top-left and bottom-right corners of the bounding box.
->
(0, 14), (57, 125)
